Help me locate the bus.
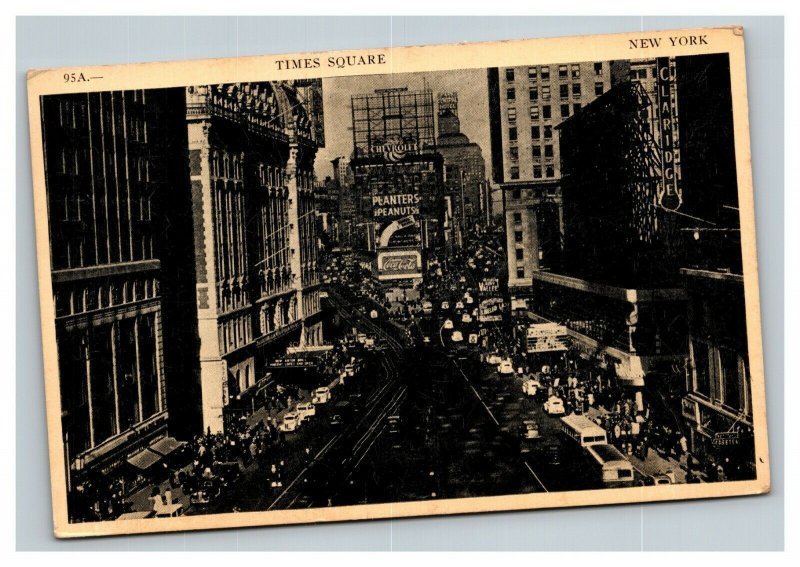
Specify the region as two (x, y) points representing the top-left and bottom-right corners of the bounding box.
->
(585, 443), (635, 486)
(560, 414), (608, 447)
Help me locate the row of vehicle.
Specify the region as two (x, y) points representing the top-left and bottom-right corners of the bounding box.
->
(278, 386), (331, 432)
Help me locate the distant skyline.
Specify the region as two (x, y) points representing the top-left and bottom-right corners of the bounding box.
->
(314, 68), (491, 180)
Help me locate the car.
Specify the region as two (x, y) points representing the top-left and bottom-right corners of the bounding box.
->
(498, 359), (515, 375)
(461, 313), (473, 324)
(422, 335), (431, 344)
(486, 353), (502, 365)
(312, 387), (331, 404)
(296, 402), (316, 421)
(464, 295), (474, 305)
(651, 474), (673, 485)
(386, 415), (401, 434)
(455, 301), (465, 310)
(443, 319), (454, 330)
(441, 301), (450, 310)
(459, 276), (467, 283)
(468, 333), (479, 344)
(421, 301), (433, 315)
(345, 363), (355, 377)
(544, 396), (566, 416)
(522, 378), (541, 397)
(451, 331), (464, 342)
(521, 420), (541, 440)
(279, 412), (300, 432)
(542, 443), (562, 466)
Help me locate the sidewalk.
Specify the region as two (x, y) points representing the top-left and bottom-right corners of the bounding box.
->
(584, 406), (688, 483)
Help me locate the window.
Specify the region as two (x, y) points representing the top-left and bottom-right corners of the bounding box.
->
(533, 166), (542, 179)
(516, 249), (524, 260)
(542, 105), (551, 119)
(512, 188), (521, 199)
(544, 125), (552, 139)
(507, 107), (517, 123)
(652, 67), (658, 78)
(545, 164), (555, 178)
(571, 64), (580, 79)
(531, 126), (541, 139)
(516, 267), (526, 278)
(513, 212), (522, 224)
(514, 230), (523, 243)
(507, 88), (516, 101)
(559, 84), (569, 99)
(594, 62), (603, 76)
(638, 69), (648, 79)
(541, 86), (551, 100)
(532, 146), (541, 158)
(544, 144), (553, 158)
(573, 103), (581, 115)
(528, 67), (537, 80)
(572, 83), (582, 98)
(530, 106), (539, 119)
(692, 340), (711, 398)
(510, 166), (519, 180)
(560, 104), (570, 118)
(558, 65), (568, 79)
(595, 82), (604, 96)
(540, 66), (550, 81)
(505, 68), (515, 81)
(508, 127), (517, 141)
(509, 146), (519, 161)
(529, 87), (538, 101)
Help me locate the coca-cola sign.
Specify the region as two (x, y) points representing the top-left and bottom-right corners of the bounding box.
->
(381, 255), (418, 272)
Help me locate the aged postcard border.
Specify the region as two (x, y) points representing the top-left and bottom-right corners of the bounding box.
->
(26, 25), (769, 538)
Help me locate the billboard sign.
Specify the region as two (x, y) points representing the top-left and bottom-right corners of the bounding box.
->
(371, 134), (419, 162)
(377, 250), (422, 281)
(656, 57), (682, 211)
(526, 323), (569, 353)
(479, 297), (505, 322)
(479, 278), (500, 294)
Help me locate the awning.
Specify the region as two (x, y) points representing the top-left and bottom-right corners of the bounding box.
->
(126, 448), (162, 471)
(149, 436), (186, 457)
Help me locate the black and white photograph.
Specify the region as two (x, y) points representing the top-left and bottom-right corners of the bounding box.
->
(26, 27), (769, 537)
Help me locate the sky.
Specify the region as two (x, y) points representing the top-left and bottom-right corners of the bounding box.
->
(314, 68), (491, 180)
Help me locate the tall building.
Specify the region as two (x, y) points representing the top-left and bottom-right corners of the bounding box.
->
(350, 87), (444, 287)
(40, 88), (188, 505)
(489, 62), (614, 292)
(185, 80), (325, 433)
(331, 155), (356, 250)
(436, 92), (487, 249)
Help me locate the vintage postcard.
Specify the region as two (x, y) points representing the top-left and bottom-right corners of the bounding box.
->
(26, 26), (769, 538)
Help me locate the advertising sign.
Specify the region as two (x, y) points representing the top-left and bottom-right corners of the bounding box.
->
(377, 250), (422, 281)
(371, 134), (419, 162)
(656, 57), (682, 211)
(479, 278), (500, 294)
(478, 297), (505, 322)
(526, 323), (569, 353)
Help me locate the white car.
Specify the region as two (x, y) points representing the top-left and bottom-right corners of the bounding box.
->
(522, 378), (541, 397)
(312, 387), (331, 405)
(461, 313), (473, 324)
(465, 296), (474, 305)
(279, 411), (300, 432)
(443, 319), (454, 330)
(544, 396), (566, 416)
(498, 360), (515, 375)
(451, 331), (464, 343)
(486, 353), (502, 365)
(468, 333), (479, 344)
(441, 301), (450, 310)
(422, 301), (433, 314)
(455, 301), (465, 310)
(296, 402), (316, 421)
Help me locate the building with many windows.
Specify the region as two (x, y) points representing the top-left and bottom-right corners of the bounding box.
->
(185, 81), (325, 433)
(435, 92), (487, 249)
(488, 61), (614, 292)
(41, 88), (189, 510)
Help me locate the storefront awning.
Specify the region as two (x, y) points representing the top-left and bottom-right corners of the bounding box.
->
(126, 448), (162, 470)
(149, 436), (186, 457)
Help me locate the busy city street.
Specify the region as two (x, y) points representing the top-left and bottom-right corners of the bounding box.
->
(44, 55), (758, 525)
